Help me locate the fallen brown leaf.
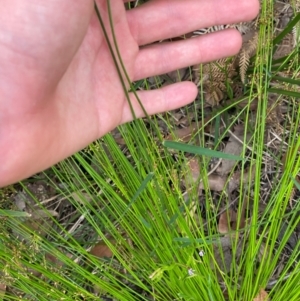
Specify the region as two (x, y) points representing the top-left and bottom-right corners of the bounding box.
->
(253, 289), (269, 301)
(27, 249), (73, 280)
(212, 241), (233, 278)
(184, 157), (201, 188)
(13, 209), (57, 241)
(70, 191), (93, 205)
(237, 98), (258, 110)
(185, 160), (255, 194)
(218, 209), (237, 234)
(218, 195), (249, 236)
(210, 236), (243, 280)
(165, 122), (198, 143)
(0, 283), (6, 299)
(199, 174), (226, 192)
(184, 158), (227, 191)
(90, 240), (115, 258)
(90, 239), (119, 296)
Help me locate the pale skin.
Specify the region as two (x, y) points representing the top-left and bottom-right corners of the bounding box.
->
(0, 0), (259, 187)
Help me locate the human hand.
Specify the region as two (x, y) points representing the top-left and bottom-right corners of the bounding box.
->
(0, 0), (259, 187)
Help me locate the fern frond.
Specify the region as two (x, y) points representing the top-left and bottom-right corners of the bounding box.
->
(238, 31), (258, 83)
(239, 49), (250, 83)
(248, 31), (259, 55)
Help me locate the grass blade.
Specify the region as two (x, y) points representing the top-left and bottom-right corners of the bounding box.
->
(268, 88), (300, 98)
(163, 140), (244, 161)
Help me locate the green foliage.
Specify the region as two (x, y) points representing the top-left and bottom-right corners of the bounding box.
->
(0, 1), (300, 300)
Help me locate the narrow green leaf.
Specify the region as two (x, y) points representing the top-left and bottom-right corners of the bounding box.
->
(292, 177), (300, 191)
(116, 172), (154, 221)
(163, 141), (244, 161)
(139, 216), (152, 229)
(168, 197), (193, 226)
(173, 237), (215, 244)
(214, 114), (221, 148)
(0, 210), (31, 217)
(268, 88), (300, 98)
(130, 172), (154, 204)
(272, 76), (300, 86)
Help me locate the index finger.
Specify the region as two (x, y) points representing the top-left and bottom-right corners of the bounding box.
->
(126, 0), (260, 46)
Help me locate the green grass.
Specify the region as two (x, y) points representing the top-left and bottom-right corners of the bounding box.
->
(1, 1), (300, 300)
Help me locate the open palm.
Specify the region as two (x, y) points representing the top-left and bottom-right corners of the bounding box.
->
(0, 0), (259, 187)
